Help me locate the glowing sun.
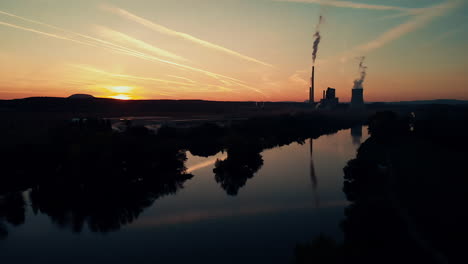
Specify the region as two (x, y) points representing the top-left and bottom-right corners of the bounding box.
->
(111, 94), (132, 100)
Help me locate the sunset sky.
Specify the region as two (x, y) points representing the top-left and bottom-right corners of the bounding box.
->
(0, 0), (466, 102)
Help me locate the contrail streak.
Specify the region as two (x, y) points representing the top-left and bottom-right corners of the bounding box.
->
(105, 6), (274, 67)
(168, 75), (197, 84)
(275, 0), (410, 11)
(0, 19), (163, 69)
(0, 11), (243, 82)
(0, 10), (180, 62)
(95, 26), (188, 62)
(0, 20), (103, 49)
(73, 65), (237, 94)
(0, 9), (253, 90)
(72, 65), (197, 86)
(358, 0), (461, 52)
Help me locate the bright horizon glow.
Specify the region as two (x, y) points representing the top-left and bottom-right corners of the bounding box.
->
(111, 94), (132, 100)
(110, 86), (133, 94)
(0, 0), (467, 102)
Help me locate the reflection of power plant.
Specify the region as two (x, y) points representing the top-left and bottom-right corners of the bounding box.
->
(351, 125), (363, 146)
(310, 139), (320, 208)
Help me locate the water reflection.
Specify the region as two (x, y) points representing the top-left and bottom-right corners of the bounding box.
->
(351, 125), (363, 146)
(0, 126), (368, 264)
(186, 154), (227, 174)
(214, 150), (264, 196)
(0, 192), (26, 239)
(28, 173), (192, 233)
(310, 139), (319, 208)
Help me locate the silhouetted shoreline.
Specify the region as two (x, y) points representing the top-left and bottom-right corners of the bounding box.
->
(0, 107), (366, 237)
(296, 106), (468, 264)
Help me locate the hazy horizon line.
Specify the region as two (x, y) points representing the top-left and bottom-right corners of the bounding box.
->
(1, 95), (466, 104)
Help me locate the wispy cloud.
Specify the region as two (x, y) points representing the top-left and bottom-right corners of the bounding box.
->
(0, 20), (102, 49)
(289, 71), (308, 86)
(95, 26), (188, 62)
(72, 65), (238, 95)
(275, 0), (410, 11)
(104, 6), (273, 68)
(357, 0), (461, 52)
(72, 65), (196, 87)
(168, 75), (197, 84)
(318, 0), (462, 65)
(0, 10), (136, 53)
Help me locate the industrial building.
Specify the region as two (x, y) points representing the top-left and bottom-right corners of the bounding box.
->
(316, 87), (339, 110)
(307, 65), (339, 109)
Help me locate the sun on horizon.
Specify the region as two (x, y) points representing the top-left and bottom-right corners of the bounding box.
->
(110, 94), (132, 100)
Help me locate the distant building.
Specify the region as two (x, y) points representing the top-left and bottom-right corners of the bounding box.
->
(316, 87), (339, 110)
(351, 88), (364, 109)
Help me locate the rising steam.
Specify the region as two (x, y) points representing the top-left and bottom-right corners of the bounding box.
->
(353, 56), (367, 89)
(312, 15), (324, 65)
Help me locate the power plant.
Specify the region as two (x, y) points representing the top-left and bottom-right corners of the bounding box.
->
(317, 87), (339, 109)
(307, 63), (339, 109)
(307, 16), (366, 109)
(306, 59), (366, 109)
(307, 15), (340, 109)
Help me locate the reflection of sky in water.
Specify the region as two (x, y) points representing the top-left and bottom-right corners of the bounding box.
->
(1, 127), (368, 264)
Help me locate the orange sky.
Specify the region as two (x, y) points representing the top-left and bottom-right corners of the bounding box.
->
(0, 0), (467, 102)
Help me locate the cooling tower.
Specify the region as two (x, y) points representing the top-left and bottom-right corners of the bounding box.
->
(351, 88), (364, 109)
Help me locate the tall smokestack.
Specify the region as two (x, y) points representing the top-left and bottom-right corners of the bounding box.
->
(309, 66), (315, 103)
(309, 15), (324, 104)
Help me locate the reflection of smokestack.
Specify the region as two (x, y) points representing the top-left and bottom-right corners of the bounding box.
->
(310, 139), (319, 208)
(309, 66), (315, 103)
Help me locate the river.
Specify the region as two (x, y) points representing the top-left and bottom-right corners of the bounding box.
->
(0, 126), (368, 263)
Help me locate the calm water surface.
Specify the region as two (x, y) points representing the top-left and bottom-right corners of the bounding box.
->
(1, 127), (368, 264)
